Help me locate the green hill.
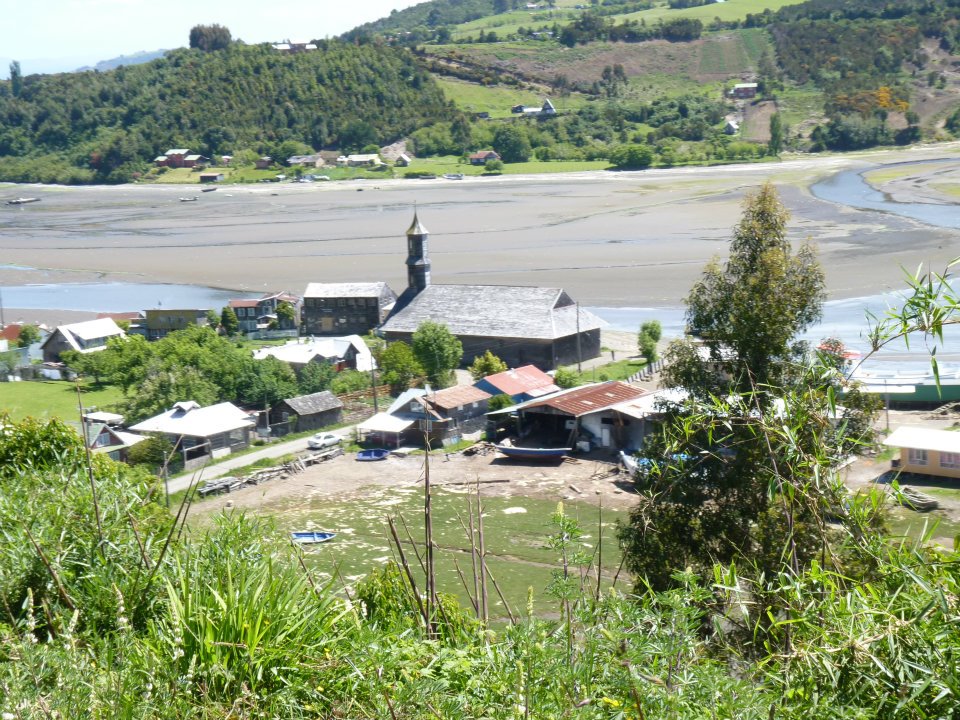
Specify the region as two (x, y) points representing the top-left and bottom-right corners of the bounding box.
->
(0, 41), (454, 184)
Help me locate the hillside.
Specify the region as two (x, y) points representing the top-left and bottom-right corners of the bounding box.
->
(354, 0), (960, 161)
(0, 41), (454, 184)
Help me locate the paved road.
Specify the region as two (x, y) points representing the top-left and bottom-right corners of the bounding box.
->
(164, 430), (350, 495)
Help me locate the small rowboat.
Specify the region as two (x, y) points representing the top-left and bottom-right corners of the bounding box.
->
(898, 486), (939, 512)
(290, 531), (336, 544)
(356, 448), (390, 462)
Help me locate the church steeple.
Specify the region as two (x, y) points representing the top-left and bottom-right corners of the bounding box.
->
(405, 209), (431, 295)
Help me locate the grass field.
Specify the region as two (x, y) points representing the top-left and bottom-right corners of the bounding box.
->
(274, 485), (626, 619)
(436, 77), (591, 118)
(621, 0), (806, 24)
(0, 380), (124, 422)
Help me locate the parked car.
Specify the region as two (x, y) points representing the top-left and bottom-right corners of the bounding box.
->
(307, 432), (342, 450)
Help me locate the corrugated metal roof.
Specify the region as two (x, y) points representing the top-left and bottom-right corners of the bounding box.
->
(130, 401), (253, 437)
(482, 365), (558, 397)
(522, 381), (646, 418)
(229, 299), (259, 308)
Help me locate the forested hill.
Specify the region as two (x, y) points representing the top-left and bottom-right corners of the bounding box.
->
(0, 41), (453, 184)
(344, 0), (505, 41)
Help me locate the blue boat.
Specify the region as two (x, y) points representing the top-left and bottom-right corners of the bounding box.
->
(356, 448), (390, 462)
(290, 531), (336, 545)
(495, 445), (571, 460)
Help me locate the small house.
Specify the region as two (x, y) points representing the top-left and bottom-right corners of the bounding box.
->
(255, 156), (273, 170)
(270, 390), (343, 435)
(469, 150), (500, 166)
(395, 153), (412, 167)
(883, 426), (960, 479)
(41, 318), (126, 362)
(253, 334), (373, 372)
(183, 154), (207, 168)
(346, 154), (383, 168)
(419, 385), (492, 439)
(287, 154), (324, 168)
(228, 299), (261, 333)
(730, 83), (758, 99)
(129, 401), (254, 470)
(83, 415), (144, 463)
(199, 172), (223, 183)
(724, 120), (740, 135)
(219, 155), (233, 165)
(138, 309), (210, 341)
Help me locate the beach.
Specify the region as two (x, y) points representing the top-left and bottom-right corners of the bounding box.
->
(2, 145), (959, 327)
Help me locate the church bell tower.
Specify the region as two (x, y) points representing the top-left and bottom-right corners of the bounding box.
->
(405, 210), (431, 295)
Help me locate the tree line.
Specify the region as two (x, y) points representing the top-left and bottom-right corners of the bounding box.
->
(0, 38), (454, 184)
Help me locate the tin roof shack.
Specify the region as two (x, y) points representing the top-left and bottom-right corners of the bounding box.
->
(129, 401), (254, 471)
(476, 364), (560, 403)
(270, 390), (343, 436)
(883, 426), (960, 479)
(508, 381), (649, 453)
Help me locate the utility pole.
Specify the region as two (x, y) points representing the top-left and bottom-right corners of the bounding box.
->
(576, 302), (582, 374)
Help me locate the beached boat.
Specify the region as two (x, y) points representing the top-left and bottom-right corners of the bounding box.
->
(7, 197), (40, 205)
(619, 450), (640, 474)
(179, 196), (199, 202)
(356, 448), (390, 462)
(201, 186), (217, 192)
(290, 531), (336, 544)
(443, 173), (464, 180)
(898, 486), (939, 512)
(495, 444), (570, 460)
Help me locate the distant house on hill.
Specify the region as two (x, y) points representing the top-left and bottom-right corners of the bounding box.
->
(199, 172), (223, 183)
(380, 212), (603, 370)
(41, 318), (126, 362)
(255, 156), (273, 169)
(337, 154), (382, 168)
(729, 82), (758, 99)
(183, 154), (207, 168)
(724, 119), (740, 135)
(469, 150), (500, 165)
(154, 149), (191, 168)
(272, 40), (317, 53)
(287, 154), (324, 168)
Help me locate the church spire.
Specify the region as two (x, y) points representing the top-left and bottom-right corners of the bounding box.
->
(405, 209), (431, 295)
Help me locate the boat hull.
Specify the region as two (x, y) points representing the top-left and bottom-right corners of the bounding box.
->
(356, 449), (390, 462)
(290, 531), (336, 544)
(496, 445), (570, 460)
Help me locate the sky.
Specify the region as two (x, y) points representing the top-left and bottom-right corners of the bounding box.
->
(0, 0), (425, 77)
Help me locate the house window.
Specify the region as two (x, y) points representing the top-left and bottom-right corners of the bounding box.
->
(941, 452), (960, 469)
(908, 448), (928, 466)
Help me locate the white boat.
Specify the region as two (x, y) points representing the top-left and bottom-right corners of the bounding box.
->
(7, 197), (40, 205)
(179, 196), (199, 202)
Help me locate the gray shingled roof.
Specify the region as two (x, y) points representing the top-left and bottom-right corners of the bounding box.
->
(282, 391), (343, 415)
(381, 285), (604, 340)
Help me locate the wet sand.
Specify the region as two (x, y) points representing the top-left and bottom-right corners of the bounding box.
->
(2, 145), (958, 325)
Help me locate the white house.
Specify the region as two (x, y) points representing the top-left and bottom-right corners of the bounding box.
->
(41, 318), (125, 363)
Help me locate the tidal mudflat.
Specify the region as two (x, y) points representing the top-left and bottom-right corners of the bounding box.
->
(2, 145), (958, 326)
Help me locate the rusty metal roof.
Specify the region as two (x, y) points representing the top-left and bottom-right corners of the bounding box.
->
(423, 385), (491, 411)
(521, 381), (646, 418)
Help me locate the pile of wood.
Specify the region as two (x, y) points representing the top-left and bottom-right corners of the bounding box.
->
(198, 446), (345, 497)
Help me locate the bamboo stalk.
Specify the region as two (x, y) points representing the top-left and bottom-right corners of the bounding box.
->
(467, 494), (481, 620)
(398, 513), (426, 574)
(452, 555), (479, 614)
(387, 516), (427, 626)
(484, 563), (516, 624)
(24, 527), (75, 611)
(596, 495), (603, 603)
(477, 480), (489, 624)
(423, 435), (436, 637)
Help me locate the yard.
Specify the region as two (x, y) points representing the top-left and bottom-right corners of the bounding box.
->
(0, 380), (124, 422)
(190, 450), (633, 619)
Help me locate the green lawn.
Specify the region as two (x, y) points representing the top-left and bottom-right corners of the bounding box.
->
(437, 77), (591, 118)
(272, 487), (626, 620)
(0, 380), (124, 422)
(567, 358), (648, 385)
(621, 0), (806, 24)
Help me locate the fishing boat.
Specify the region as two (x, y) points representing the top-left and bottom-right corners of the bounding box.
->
(179, 196), (199, 202)
(356, 448), (390, 462)
(898, 486), (939, 512)
(7, 197), (40, 205)
(495, 444), (570, 460)
(290, 531), (336, 544)
(443, 173), (464, 180)
(201, 186), (217, 192)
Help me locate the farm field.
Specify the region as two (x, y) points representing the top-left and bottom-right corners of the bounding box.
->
(436, 77), (591, 117)
(620, 0), (806, 24)
(0, 380), (123, 422)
